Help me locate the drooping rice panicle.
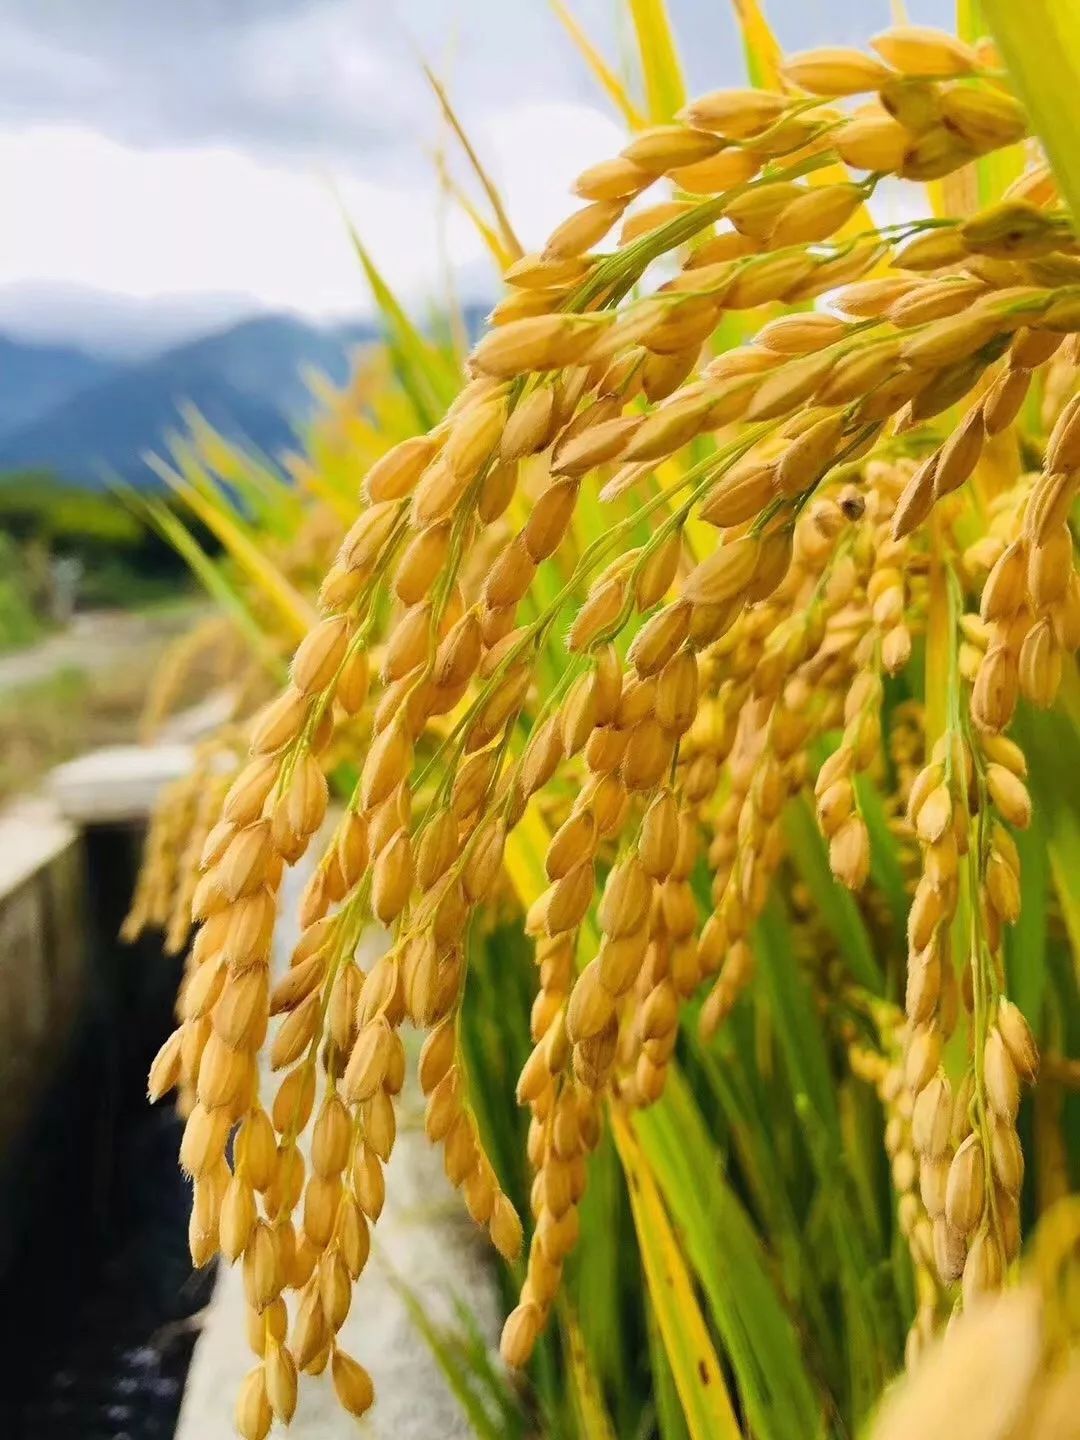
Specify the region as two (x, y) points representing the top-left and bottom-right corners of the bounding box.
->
(129, 22), (1080, 1428)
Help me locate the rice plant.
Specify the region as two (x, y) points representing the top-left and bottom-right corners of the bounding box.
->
(131, 5), (1080, 1436)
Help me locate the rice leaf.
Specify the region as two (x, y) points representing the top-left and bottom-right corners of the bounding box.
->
(610, 1106), (742, 1440)
(1017, 706), (1080, 983)
(954, 0), (1026, 207)
(645, 1295), (691, 1440)
(435, 154), (518, 273)
(146, 453), (315, 642)
(754, 902), (901, 1416)
(729, 0), (783, 89)
(627, 0), (687, 122)
(386, 1270), (525, 1440)
(550, 0), (646, 130)
(182, 406), (304, 535)
(342, 214), (460, 426)
(564, 1308), (619, 1440)
(632, 1071), (826, 1440)
(1006, 797), (1050, 1039)
(983, 0), (1080, 215)
(503, 797), (555, 907)
(854, 775), (910, 956)
(424, 65), (523, 264)
(131, 493), (286, 680)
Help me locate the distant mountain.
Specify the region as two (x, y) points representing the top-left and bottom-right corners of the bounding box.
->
(0, 282), (264, 362)
(0, 313), (380, 486)
(0, 334), (116, 438)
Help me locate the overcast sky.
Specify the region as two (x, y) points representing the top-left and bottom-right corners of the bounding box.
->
(0, 0), (951, 346)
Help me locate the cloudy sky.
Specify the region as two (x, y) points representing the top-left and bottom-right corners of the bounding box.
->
(0, 0), (950, 350)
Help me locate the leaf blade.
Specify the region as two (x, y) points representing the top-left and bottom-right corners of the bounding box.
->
(628, 0), (687, 122)
(610, 1106), (742, 1440)
(549, 0), (647, 130)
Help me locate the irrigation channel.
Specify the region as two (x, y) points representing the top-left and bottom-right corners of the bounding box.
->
(0, 822), (213, 1440)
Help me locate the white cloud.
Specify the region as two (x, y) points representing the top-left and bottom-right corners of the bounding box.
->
(0, 100), (625, 319)
(479, 102), (625, 244)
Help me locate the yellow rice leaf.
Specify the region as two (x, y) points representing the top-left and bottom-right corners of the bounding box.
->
(652, 453), (713, 563)
(628, 0), (687, 122)
(955, 0), (983, 37)
(424, 66), (523, 264)
(729, 0), (783, 90)
(549, 0), (646, 131)
(1048, 812), (1080, 963)
(138, 497), (286, 681)
(932, 163), (978, 219)
(281, 453), (356, 525)
(147, 455), (315, 643)
(564, 1309), (618, 1440)
(969, 426), (1021, 513)
(344, 218), (460, 424)
(611, 1108), (742, 1440)
(436, 157), (517, 273)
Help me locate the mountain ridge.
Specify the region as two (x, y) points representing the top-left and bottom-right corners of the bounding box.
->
(0, 312), (382, 487)
(0, 333), (118, 441)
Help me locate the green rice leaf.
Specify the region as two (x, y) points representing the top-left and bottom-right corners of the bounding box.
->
(342, 215), (460, 427)
(632, 1071), (826, 1440)
(983, 0), (1080, 216)
(628, 0), (687, 122)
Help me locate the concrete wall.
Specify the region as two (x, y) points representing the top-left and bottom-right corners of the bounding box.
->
(0, 798), (84, 1158)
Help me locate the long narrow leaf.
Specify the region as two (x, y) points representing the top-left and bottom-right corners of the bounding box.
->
(983, 0), (1080, 216)
(387, 1270), (524, 1440)
(784, 795), (884, 993)
(1017, 706), (1080, 977)
(729, 0), (783, 89)
(954, 0), (1026, 207)
(564, 1309), (619, 1440)
(424, 66), (523, 264)
(610, 1107), (742, 1440)
(754, 903), (901, 1417)
(435, 154), (517, 272)
(633, 1071), (826, 1439)
(646, 1296), (691, 1440)
(341, 214), (460, 426)
(132, 494), (286, 680)
(550, 1), (646, 130)
(628, 0), (687, 122)
(146, 453), (315, 642)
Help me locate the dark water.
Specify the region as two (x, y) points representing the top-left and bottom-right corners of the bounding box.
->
(0, 824), (213, 1440)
